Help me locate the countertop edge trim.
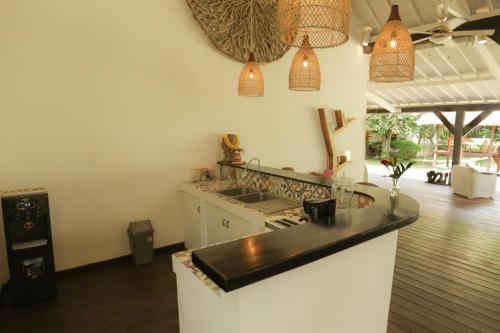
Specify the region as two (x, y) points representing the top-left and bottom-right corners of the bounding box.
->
(192, 212), (418, 292)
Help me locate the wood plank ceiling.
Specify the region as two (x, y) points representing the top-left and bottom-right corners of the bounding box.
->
(352, 0), (500, 110)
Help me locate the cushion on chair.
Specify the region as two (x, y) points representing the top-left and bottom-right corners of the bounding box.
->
(451, 165), (496, 199)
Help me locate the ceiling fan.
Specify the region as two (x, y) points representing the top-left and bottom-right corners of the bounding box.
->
(411, 0), (496, 47)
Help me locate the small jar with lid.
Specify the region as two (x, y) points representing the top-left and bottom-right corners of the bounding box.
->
(332, 174), (354, 209)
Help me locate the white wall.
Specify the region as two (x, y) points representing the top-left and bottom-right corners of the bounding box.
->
(0, 0), (368, 282)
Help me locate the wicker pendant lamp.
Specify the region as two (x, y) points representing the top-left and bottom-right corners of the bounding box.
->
(370, 3), (415, 82)
(238, 52), (264, 96)
(277, 0), (352, 48)
(289, 35), (321, 91)
(238, 0), (264, 97)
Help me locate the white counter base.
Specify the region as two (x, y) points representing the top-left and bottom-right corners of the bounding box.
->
(173, 230), (398, 333)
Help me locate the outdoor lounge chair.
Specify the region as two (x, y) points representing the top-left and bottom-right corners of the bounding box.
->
(451, 165), (497, 199)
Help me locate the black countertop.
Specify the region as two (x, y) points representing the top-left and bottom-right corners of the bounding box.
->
(192, 184), (419, 292)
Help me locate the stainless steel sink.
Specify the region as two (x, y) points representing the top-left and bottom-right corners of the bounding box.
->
(235, 192), (302, 213)
(217, 186), (301, 213)
(234, 192), (278, 203)
(217, 186), (259, 197)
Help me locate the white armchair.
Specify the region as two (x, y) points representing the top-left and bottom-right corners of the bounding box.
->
(451, 165), (497, 199)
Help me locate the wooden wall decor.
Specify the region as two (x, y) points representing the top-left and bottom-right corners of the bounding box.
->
(186, 0), (290, 63)
(318, 108), (355, 176)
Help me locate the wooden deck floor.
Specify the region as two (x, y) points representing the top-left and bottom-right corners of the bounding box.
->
(370, 175), (500, 333)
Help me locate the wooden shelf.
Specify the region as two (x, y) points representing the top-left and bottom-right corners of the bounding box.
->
(333, 118), (355, 137)
(317, 108), (355, 175)
(335, 160), (352, 174)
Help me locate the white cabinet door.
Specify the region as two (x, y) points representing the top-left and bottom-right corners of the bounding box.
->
(225, 213), (253, 240)
(206, 203), (229, 244)
(182, 192), (201, 249)
(206, 203), (253, 245)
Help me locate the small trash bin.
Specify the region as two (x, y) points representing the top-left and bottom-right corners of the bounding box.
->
(127, 220), (154, 265)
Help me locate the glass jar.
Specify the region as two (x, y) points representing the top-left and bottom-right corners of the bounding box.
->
(332, 176), (354, 209)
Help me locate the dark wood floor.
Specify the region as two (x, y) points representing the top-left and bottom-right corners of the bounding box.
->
(0, 252), (181, 333)
(1, 176), (499, 332)
(371, 175), (500, 333)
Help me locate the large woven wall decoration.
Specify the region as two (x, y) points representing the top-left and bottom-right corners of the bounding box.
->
(186, 0), (291, 64)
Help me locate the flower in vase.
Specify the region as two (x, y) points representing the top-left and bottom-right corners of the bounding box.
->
(380, 159), (414, 180)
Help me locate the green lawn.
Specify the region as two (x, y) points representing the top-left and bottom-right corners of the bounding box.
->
(366, 156), (496, 170)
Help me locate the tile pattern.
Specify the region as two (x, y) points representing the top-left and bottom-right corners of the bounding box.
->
(189, 179), (279, 218)
(221, 165), (332, 201)
(191, 178), (371, 219)
(221, 165), (373, 207)
(173, 251), (221, 296)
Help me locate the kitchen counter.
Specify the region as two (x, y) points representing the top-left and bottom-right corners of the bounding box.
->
(175, 178), (375, 294)
(191, 182), (418, 292)
(174, 169), (420, 333)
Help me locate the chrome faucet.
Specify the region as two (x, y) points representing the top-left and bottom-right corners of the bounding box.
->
(245, 157), (261, 177)
(244, 157), (262, 188)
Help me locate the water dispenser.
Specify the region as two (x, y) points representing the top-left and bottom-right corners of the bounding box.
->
(1, 189), (57, 307)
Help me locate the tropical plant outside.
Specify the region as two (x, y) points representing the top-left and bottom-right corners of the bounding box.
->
(390, 140), (421, 161)
(366, 113), (499, 172)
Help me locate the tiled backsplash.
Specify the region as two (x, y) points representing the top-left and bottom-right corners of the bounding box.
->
(221, 165), (331, 201)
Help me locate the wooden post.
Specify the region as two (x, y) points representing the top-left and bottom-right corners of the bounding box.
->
(432, 124), (440, 169)
(487, 126), (496, 172)
(447, 134), (451, 168)
(452, 111), (465, 166)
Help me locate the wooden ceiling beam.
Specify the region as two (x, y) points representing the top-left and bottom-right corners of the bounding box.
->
(365, 9), (500, 46)
(421, 85), (443, 102)
(449, 83), (470, 100)
(397, 87), (420, 103)
(464, 82), (487, 101)
(434, 48), (460, 76)
(433, 111), (455, 133)
(460, 0), (471, 15)
(408, 87), (431, 101)
(361, 0), (382, 30)
(455, 43), (478, 74)
(483, 81), (500, 100)
(407, 0), (423, 25)
(368, 75), (495, 89)
(417, 51), (444, 78)
(471, 7), (500, 20)
(463, 111), (494, 135)
(407, 8), (500, 33)
(366, 91), (397, 113)
(443, 1), (470, 19)
(367, 103), (500, 113)
(435, 85), (456, 100)
(415, 65), (429, 79)
(384, 89), (407, 104)
(485, 0), (494, 11)
(477, 43), (500, 82)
